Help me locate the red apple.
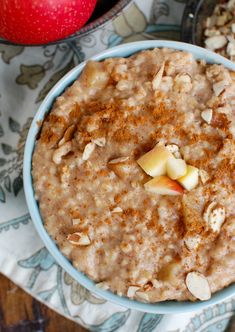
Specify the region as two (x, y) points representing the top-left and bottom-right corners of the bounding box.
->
(0, 0), (97, 45)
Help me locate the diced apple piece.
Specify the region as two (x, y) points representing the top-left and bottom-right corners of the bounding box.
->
(178, 165), (199, 191)
(144, 175), (184, 196)
(166, 158), (187, 180)
(137, 145), (173, 177)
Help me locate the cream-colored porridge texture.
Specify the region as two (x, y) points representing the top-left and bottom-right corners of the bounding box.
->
(32, 48), (235, 302)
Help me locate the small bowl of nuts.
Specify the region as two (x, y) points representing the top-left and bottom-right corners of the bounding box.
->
(181, 0), (235, 61)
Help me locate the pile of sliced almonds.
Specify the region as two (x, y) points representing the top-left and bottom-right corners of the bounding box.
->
(203, 0), (235, 61)
(137, 143), (199, 195)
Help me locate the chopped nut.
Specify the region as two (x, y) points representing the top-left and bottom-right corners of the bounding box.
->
(228, 0), (235, 11)
(186, 272), (211, 301)
(199, 169), (210, 184)
(111, 207), (123, 213)
(205, 16), (216, 28)
(135, 291), (150, 302)
(96, 282), (109, 290)
(108, 157), (131, 179)
(142, 281), (153, 292)
(184, 235), (201, 251)
(82, 142), (96, 161)
(52, 141), (72, 164)
(72, 218), (81, 225)
(152, 62), (165, 90)
(203, 201), (226, 233)
(108, 157), (129, 164)
(92, 137), (106, 147)
(174, 74), (192, 92)
(232, 23), (235, 33)
(58, 125), (76, 146)
(201, 109), (213, 124)
(127, 286), (140, 298)
(204, 28), (218, 37)
(205, 35), (227, 50)
(166, 144), (181, 158)
(227, 42), (235, 56)
(216, 14), (228, 27)
(213, 80), (228, 97)
(67, 232), (91, 246)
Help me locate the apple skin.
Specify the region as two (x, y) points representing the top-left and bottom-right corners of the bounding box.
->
(144, 175), (184, 196)
(0, 0), (97, 45)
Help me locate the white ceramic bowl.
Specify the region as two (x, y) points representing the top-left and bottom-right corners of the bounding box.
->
(23, 40), (235, 313)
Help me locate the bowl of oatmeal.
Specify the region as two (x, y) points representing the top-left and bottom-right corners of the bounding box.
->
(24, 40), (235, 313)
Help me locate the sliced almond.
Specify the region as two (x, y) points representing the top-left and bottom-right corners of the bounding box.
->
(205, 35), (227, 50)
(203, 201), (226, 233)
(186, 272), (211, 301)
(96, 282), (109, 290)
(203, 201), (217, 222)
(92, 137), (106, 147)
(166, 144), (181, 158)
(201, 109), (213, 124)
(109, 157), (129, 164)
(152, 62), (165, 90)
(67, 232), (91, 246)
(228, 0), (235, 11)
(82, 142), (96, 161)
(199, 169), (210, 184)
(205, 16), (216, 28)
(227, 42), (235, 56)
(111, 206), (123, 213)
(52, 141), (72, 164)
(232, 23), (235, 34)
(58, 125), (76, 147)
(184, 235), (201, 251)
(135, 291), (150, 302)
(174, 74), (192, 92)
(127, 286), (140, 298)
(108, 157), (131, 179)
(213, 80), (228, 97)
(216, 14), (228, 26)
(72, 218), (81, 225)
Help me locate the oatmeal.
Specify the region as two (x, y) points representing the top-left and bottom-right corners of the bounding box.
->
(32, 48), (235, 302)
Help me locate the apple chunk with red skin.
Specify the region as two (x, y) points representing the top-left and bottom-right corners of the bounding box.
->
(137, 145), (173, 177)
(144, 176), (184, 196)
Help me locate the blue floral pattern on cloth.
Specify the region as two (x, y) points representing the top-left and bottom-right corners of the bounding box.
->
(0, 0), (234, 331)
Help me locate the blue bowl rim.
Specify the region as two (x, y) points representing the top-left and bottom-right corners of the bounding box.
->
(23, 40), (235, 314)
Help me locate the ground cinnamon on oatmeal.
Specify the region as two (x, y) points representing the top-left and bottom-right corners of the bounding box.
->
(32, 48), (235, 302)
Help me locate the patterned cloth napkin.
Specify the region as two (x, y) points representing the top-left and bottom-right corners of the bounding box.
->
(0, 0), (234, 331)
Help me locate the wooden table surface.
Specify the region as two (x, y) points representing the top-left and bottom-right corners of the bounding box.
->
(0, 274), (88, 332)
